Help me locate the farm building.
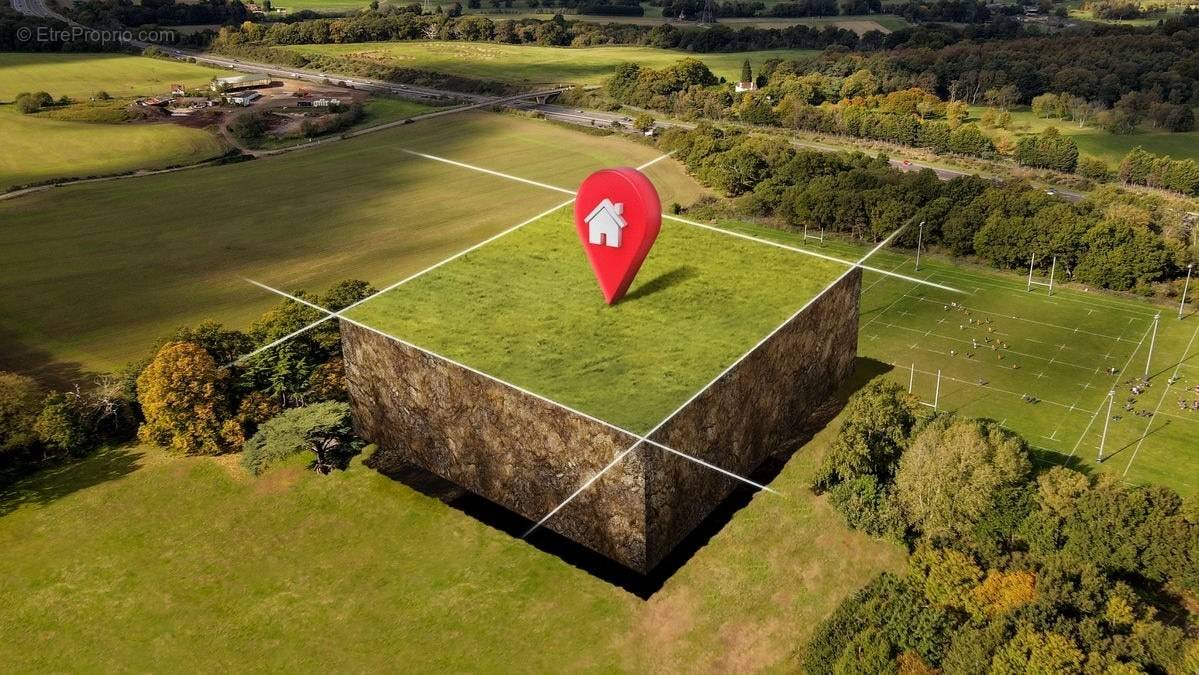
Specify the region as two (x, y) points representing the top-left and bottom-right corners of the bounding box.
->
(211, 74), (273, 92)
(223, 91), (262, 106)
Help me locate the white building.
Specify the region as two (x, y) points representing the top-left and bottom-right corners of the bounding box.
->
(585, 199), (627, 248)
(224, 91), (262, 106)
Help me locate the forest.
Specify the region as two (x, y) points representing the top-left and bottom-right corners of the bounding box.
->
(804, 379), (1199, 673)
(658, 124), (1192, 293)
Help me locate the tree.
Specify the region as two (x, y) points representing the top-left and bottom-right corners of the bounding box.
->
(740, 58), (751, 84)
(982, 84), (1018, 111)
(990, 625), (1084, 675)
(1014, 127), (1078, 172)
(241, 401), (357, 475)
(632, 113), (655, 132)
(1030, 93), (1059, 118)
(894, 416), (1032, 543)
(947, 124), (994, 157)
(0, 372), (41, 457)
(136, 342), (241, 455)
(944, 100), (968, 128)
(34, 392), (90, 456)
(813, 378), (918, 491)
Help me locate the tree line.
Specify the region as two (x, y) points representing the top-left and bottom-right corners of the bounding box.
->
(202, 2), (1065, 54)
(0, 280), (373, 479)
(803, 378), (1199, 673)
(606, 58), (1199, 197)
(658, 124), (1193, 294)
(805, 18), (1199, 107)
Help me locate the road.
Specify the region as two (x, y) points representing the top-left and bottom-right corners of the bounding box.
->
(10, 0), (1082, 202)
(525, 103), (1085, 201)
(10, 0), (72, 21)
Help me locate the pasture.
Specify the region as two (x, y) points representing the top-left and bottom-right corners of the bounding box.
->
(0, 111), (705, 379)
(0, 53), (231, 190)
(284, 41), (820, 86)
(719, 222), (1199, 495)
(347, 209), (843, 432)
(969, 105), (1199, 167)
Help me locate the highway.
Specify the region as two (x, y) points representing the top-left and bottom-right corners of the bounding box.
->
(9, 0), (1083, 202)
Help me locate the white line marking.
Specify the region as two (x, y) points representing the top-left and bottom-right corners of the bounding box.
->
(399, 149), (576, 196)
(233, 198), (575, 364)
(662, 214), (963, 294)
(233, 150), (679, 364)
(522, 444), (639, 538)
(242, 279), (780, 534)
(640, 226), (908, 441)
(1066, 318), (1153, 459)
(1123, 319), (1199, 476)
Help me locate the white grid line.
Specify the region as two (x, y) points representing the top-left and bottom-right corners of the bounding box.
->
(231, 150), (678, 366)
(240, 280), (780, 530)
(1122, 319), (1199, 476)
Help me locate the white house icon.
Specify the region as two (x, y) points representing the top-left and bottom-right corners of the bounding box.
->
(585, 198), (627, 248)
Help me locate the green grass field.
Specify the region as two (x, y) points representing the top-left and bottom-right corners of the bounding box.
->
(970, 105), (1199, 167)
(285, 41), (820, 86)
(347, 209), (843, 432)
(0, 53), (232, 190)
(709, 222), (1199, 495)
(0, 397), (903, 670)
(0, 111), (705, 379)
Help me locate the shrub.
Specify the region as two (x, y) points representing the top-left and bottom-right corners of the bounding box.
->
(34, 392), (90, 456)
(241, 401), (357, 475)
(0, 372), (42, 457)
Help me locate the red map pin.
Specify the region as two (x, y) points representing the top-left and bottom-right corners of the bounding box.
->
(574, 167), (662, 305)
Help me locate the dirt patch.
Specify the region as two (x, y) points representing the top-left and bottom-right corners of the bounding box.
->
(713, 618), (785, 673)
(210, 453), (251, 482)
(254, 465), (303, 494)
(627, 586), (698, 666)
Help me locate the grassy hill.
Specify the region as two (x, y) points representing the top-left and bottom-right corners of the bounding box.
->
(0, 53), (232, 190)
(284, 42), (820, 86)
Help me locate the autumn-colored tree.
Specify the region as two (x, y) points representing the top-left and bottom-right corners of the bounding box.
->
(136, 342), (242, 455)
(895, 416), (1032, 543)
(990, 625), (1084, 675)
(969, 569), (1036, 619)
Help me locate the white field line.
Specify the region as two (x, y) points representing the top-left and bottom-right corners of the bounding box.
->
(861, 271), (939, 333)
(1049, 317), (1138, 439)
(232, 198), (575, 365)
(859, 258), (910, 296)
(241, 280), (779, 529)
(909, 296), (1141, 344)
(522, 444), (641, 538)
(232, 152), (674, 365)
(1066, 317), (1153, 460)
(399, 149), (577, 196)
(638, 225), (907, 442)
(896, 362), (1083, 413)
(1122, 319), (1199, 476)
(660, 214), (962, 294)
(873, 319), (1097, 373)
